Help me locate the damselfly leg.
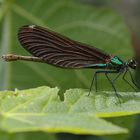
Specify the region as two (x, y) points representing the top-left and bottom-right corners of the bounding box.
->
(128, 70), (140, 90)
(88, 71), (98, 96)
(104, 71), (123, 104)
(122, 70), (137, 91)
(88, 70), (123, 104)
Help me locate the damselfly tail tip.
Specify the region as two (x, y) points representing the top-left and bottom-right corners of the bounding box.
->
(2, 54), (6, 60)
(2, 54), (11, 61)
(1, 54), (18, 61)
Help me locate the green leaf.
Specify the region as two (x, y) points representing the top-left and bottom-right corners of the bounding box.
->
(64, 89), (140, 117)
(0, 131), (56, 140)
(1, 86), (140, 135)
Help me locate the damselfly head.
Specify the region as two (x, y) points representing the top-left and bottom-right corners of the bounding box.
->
(128, 59), (137, 70)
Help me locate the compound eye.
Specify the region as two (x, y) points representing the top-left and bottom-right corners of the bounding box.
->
(128, 59), (137, 69)
(131, 59), (134, 64)
(130, 59), (136, 65)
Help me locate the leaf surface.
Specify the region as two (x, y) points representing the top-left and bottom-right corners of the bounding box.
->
(1, 86), (140, 135)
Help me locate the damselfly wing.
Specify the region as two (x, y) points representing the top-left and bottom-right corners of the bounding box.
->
(18, 25), (112, 69)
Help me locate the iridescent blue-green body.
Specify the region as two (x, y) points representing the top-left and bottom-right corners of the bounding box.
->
(85, 56), (126, 71)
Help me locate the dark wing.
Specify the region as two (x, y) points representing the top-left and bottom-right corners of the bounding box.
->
(18, 25), (111, 68)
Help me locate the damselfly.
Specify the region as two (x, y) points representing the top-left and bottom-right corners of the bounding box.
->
(2, 25), (139, 103)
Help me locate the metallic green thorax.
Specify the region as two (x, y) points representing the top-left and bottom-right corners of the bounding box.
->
(110, 56), (123, 65)
(107, 56), (124, 70)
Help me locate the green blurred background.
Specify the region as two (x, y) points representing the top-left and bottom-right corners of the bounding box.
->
(0, 0), (140, 140)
